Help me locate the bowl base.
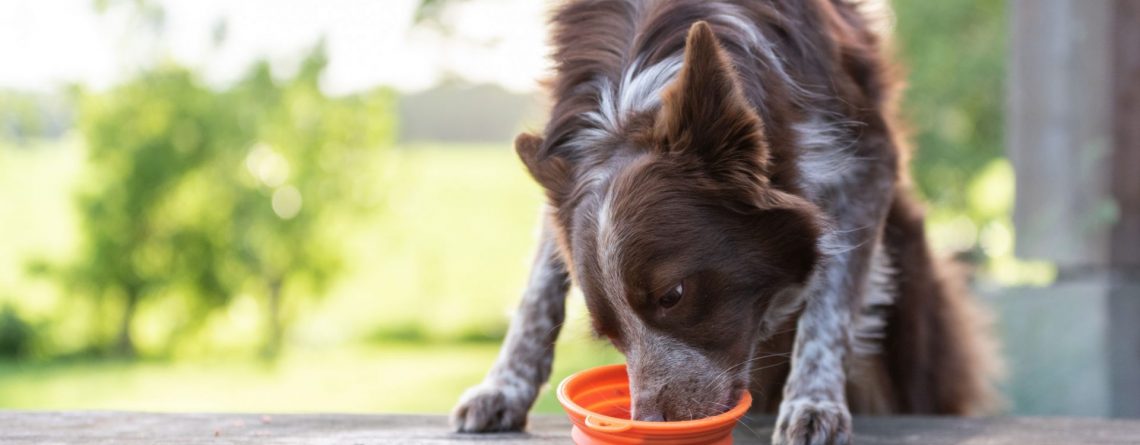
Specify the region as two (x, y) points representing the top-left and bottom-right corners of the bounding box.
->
(571, 426), (735, 445)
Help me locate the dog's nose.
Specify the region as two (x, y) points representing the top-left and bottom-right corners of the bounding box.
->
(632, 404), (667, 422)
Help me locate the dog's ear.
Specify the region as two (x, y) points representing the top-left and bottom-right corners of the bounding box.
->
(515, 132), (572, 202)
(655, 21), (770, 184)
(750, 190), (823, 286)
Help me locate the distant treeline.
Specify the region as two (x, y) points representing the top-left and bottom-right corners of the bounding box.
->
(0, 91), (75, 142)
(398, 82), (545, 144)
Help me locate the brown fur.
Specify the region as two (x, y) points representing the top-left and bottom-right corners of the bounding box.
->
(455, 0), (1000, 437)
(523, 0), (998, 418)
(877, 192), (1001, 414)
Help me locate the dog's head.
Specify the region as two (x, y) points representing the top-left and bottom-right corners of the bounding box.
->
(517, 22), (822, 421)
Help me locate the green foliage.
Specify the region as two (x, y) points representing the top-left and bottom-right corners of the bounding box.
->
(57, 46), (395, 357)
(220, 46), (396, 356)
(890, 0), (1052, 284)
(891, 0), (1007, 214)
(0, 305), (35, 359)
(68, 66), (242, 355)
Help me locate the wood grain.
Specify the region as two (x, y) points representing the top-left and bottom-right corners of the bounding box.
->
(3, 412), (1139, 444)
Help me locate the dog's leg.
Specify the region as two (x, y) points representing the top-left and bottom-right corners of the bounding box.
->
(773, 143), (897, 445)
(451, 217), (570, 432)
(771, 236), (871, 445)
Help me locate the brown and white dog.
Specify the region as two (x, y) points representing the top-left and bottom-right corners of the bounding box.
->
(452, 1), (999, 443)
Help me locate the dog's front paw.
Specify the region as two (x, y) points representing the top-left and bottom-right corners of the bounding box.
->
(772, 398), (852, 445)
(450, 382), (533, 433)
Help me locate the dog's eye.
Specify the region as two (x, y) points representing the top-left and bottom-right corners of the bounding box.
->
(659, 282), (684, 309)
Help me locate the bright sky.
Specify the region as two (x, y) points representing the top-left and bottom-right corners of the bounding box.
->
(0, 0), (549, 94)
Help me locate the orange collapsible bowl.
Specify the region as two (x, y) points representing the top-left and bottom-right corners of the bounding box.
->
(557, 364), (752, 445)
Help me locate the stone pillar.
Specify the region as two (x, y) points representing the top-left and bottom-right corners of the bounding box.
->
(1005, 0), (1140, 417)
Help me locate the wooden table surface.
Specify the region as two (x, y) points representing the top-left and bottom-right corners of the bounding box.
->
(3, 411), (1139, 444)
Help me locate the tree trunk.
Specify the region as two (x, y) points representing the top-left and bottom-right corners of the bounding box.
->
(116, 290), (139, 357)
(261, 278), (284, 359)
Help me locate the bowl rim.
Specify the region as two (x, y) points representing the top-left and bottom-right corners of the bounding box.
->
(556, 363), (753, 432)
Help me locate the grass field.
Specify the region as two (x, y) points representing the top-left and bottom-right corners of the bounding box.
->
(0, 137), (625, 413)
(0, 339), (624, 414)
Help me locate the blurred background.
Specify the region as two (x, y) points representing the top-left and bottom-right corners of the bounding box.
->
(1, 0), (1133, 418)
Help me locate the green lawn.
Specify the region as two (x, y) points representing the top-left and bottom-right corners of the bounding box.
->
(0, 339), (623, 414)
(0, 137), (623, 413)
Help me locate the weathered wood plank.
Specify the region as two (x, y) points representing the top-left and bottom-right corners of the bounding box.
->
(2, 412), (1139, 444)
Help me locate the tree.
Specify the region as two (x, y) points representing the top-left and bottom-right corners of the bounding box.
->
(68, 67), (244, 355)
(59, 45), (394, 357)
(220, 46), (395, 356)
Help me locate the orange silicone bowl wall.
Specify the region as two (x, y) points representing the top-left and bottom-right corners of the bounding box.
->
(556, 364), (752, 445)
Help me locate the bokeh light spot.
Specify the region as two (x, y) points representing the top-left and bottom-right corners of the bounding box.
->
(272, 185), (303, 219)
(245, 143), (291, 188)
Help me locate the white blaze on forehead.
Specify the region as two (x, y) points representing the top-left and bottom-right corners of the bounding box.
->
(595, 183), (636, 328)
(592, 172), (654, 342)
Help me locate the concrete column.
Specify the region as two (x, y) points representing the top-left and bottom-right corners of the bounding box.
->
(1005, 0), (1140, 417)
